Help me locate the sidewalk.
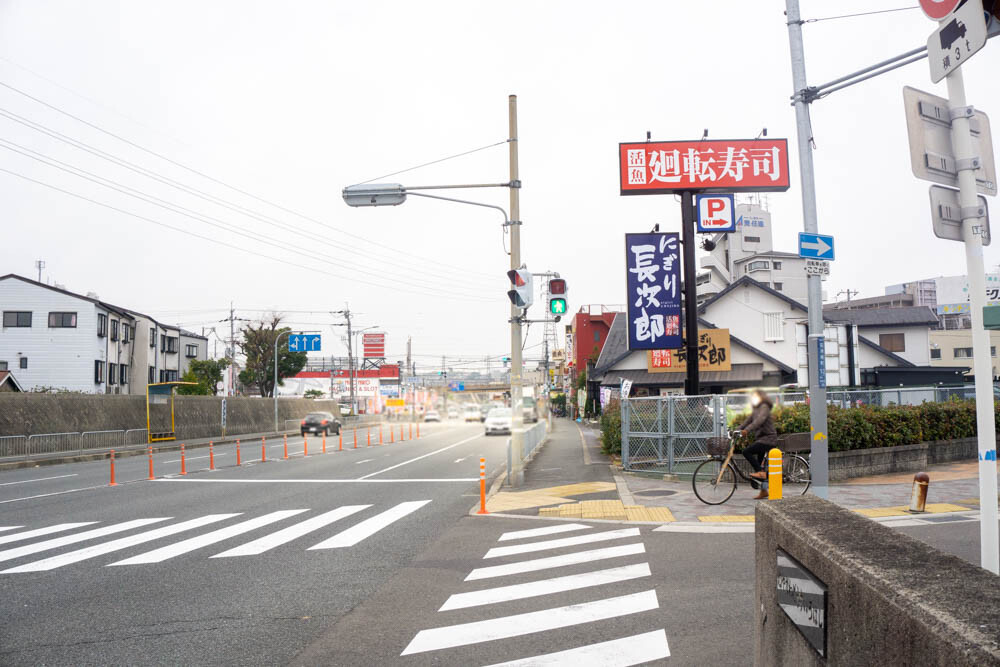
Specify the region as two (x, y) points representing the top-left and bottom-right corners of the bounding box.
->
(485, 420), (998, 526)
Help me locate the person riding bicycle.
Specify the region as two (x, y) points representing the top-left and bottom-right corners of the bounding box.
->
(739, 389), (777, 500)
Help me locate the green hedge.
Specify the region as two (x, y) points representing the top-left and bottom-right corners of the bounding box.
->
(600, 399), (622, 455)
(731, 399), (989, 452)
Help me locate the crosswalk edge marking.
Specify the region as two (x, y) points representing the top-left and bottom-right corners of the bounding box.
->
(482, 628), (670, 667)
(483, 528), (641, 559)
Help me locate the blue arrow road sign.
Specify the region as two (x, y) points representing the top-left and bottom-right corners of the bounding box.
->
(798, 233), (835, 260)
(288, 334), (322, 352)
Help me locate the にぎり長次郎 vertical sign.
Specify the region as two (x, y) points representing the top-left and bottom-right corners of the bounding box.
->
(625, 232), (682, 351)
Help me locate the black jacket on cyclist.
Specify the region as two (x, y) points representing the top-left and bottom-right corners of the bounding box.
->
(739, 394), (776, 472)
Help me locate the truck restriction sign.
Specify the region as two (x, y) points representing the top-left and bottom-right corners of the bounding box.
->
(696, 194), (736, 232)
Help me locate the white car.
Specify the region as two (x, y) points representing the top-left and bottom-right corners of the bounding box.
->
(447, 408), (459, 419)
(463, 405), (482, 422)
(424, 410), (441, 422)
(484, 408), (512, 436)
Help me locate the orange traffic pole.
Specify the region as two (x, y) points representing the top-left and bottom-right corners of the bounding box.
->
(180, 444), (187, 476)
(367, 428), (371, 447)
(304, 435), (309, 457)
(147, 446), (155, 480)
(409, 423), (413, 440)
(353, 430), (358, 449)
(261, 436), (267, 462)
(109, 449), (117, 486)
(283, 434), (289, 460)
(379, 425), (383, 445)
(322, 433), (327, 454)
(400, 425), (404, 442)
(209, 441), (215, 470)
(417, 423), (420, 439)
(236, 439), (241, 466)
(339, 430), (343, 452)
(390, 427), (395, 444)
(477, 457), (488, 515)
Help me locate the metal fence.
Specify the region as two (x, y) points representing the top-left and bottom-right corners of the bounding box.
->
(506, 421), (549, 485)
(765, 385), (987, 409)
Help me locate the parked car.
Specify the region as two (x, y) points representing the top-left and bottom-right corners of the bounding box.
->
(301, 412), (340, 437)
(424, 410), (441, 422)
(484, 407), (512, 436)
(463, 405), (482, 422)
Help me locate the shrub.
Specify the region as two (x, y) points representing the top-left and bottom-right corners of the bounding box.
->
(600, 399), (622, 455)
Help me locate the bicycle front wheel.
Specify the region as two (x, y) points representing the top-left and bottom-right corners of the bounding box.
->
(692, 458), (737, 505)
(783, 454), (811, 495)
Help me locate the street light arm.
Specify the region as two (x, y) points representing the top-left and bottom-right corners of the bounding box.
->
(405, 182), (513, 191)
(407, 191), (510, 225)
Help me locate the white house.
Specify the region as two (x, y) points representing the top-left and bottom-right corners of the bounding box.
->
(822, 306), (937, 367)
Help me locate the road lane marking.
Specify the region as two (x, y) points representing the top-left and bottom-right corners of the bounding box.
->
(309, 500), (431, 549)
(212, 506), (371, 557)
(439, 563), (651, 611)
(0, 518), (168, 563)
(400, 589), (659, 655)
(454, 456), (471, 463)
(465, 543), (646, 581)
(0, 527), (22, 533)
(4, 515), (237, 573)
(0, 474), (78, 486)
(354, 459), (374, 465)
(0, 522), (97, 546)
(358, 433), (483, 479)
(156, 478), (478, 483)
(0, 486), (106, 504)
(497, 523), (591, 542)
(483, 528), (641, 559)
(110, 510), (305, 565)
(484, 629), (670, 666)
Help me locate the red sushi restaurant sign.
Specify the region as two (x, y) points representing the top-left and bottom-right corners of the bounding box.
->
(619, 139), (791, 194)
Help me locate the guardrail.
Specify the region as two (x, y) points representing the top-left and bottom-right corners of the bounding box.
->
(506, 421), (549, 485)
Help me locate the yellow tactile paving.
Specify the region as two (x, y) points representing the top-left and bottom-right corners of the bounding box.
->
(486, 492), (573, 512)
(852, 503), (972, 518)
(533, 482), (618, 497)
(537, 500), (676, 523)
(953, 497), (1000, 507)
(698, 515), (755, 523)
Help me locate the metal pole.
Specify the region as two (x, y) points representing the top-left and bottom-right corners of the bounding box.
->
(345, 306), (355, 415)
(946, 66), (999, 574)
(272, 330), (290, 433)
(509, 94), (526, 487)
(786, 0), (829, 499)
(681, 191), (699, 396)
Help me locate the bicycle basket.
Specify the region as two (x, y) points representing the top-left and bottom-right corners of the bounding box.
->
(706, 437), (730, 457)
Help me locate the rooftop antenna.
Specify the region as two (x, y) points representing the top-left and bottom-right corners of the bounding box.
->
(700, 129), (709, 141)
(646, 130), (651, 142)
(34, 260), (45, 283)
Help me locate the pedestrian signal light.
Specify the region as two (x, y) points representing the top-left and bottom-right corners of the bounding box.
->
(507, 267), (534, 309)
(548, 278), (566, 295)
(549, 298), (567, 315)
(548, 278), (568, 316)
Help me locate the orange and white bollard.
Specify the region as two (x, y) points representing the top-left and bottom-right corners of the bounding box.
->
(322, 433), (327, 454)
(477, 457), (488, 515)
(767, 448), (782, 500)
(379, 425), (384, 445)
(209, 441), (215, 470)
(390, 427), (395, 444)
(261, 437), (267, 463)
(353, 430), (358, 449)
(908, 472), (930, 513)
(236, 439), (241, 466)
(304, 435), (309, 457)
(400, 425), (405, 442)
(180, 444), (187, 476)
(147, 446), (155, 480)
(338, 430), (343, 452)
(109, 449), (118, 486)
(417, 423), (420, 439)
(367, 428), (371, 447)
(409, 423), (413, 440)
(283, 434), (289, 460)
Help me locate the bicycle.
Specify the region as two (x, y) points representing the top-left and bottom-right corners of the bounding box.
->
(691, 430), (811, 505)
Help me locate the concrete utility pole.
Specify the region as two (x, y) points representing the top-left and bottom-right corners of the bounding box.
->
(946, 65), (999, 574)
(344, 305), (355, 415)
(837, 289), (859, 304)
(34, 259), (44, 283)
(786, 0), (830, 499)
(508, 94), (526, 486)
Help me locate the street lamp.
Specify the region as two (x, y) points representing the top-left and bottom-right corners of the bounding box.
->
(273, 329), (320, 433)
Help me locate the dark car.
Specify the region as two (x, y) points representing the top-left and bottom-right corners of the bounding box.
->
(300, 412), (340, 437)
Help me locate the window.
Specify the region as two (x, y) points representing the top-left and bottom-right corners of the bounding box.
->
(110, 320), (119, 341)
(763, 312), (784, 341)
(993, 346), (997, 358)
(0, 361), (6, 371)
(954, 347), (974, 359)
(48, 312), (78, 328)
(185, 344), (198, 358)
(19, 357), (27, 369)
(120, 364), (128, 385)
(773, 282), (783, 292)
(150, 327), (157, 348)
(930, 349), (942, 359)
(122, 324), (131, 343)
(744, 236), (761, 243)
(696, 273), (711, 285)
(159, 369), (178, 382)
(593, 331), (600, 342)
(148, 366), (155, 383)
(94, 360), (105, 384)
(879, 333), (905, 352)
(162, 336), (177, 353)
(3, 311), (32, 327)
(747, 260), (769, 272)
(774, 261), (783, 270)
(108, 363), (117, 384)
(97, 313), (107, 337)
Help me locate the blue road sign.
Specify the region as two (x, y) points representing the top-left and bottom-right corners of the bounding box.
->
(798, 233), (835, 260)
(288, 334), (322, 352)
(449, 381), (465, 391)
(816, 337), (827, 389)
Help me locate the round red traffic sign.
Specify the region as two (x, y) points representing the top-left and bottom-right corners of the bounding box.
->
(919, 0), (962, 20)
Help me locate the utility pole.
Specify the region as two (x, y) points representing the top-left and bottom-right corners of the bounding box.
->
(946, 64), (999, 574)
(344, 305), (355, 415)
(786, 0), (830, 499)
(406, 336), (413, 419)
(34, 259), (44, 283)
(681, 193), (700, 396)
(837, 289), (859, 304)
(509, 94), (526, 486)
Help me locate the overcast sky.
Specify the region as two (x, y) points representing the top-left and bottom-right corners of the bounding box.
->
(1, 1), (998, 369)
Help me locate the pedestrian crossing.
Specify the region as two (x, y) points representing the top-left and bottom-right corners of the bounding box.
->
(0, 500), (431, 574)
(401, 522), (671, 664)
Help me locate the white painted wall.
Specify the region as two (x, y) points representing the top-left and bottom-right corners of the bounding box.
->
(179, 332), (208, 377)
(701, 283), (803, 372)
(795, 323), (862, 387)
(858, 325), (931, 365)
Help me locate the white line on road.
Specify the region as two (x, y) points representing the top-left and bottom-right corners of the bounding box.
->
(439, 563), (651, 611)
(110, 510), (305, 565)
(466, 543), (646, 581)
(454, 456), (471, 463)
(483, 629), (670, 666)
(653, 523), (754, 534)
(484, 528), (641, 559)
(0, 522), (97, 546)
(0, 518), (168, 563)
(400, 589), (660, 655)
(156, 478), (478, 484)
(358, 433), (483, 479)
(0, 486), (106, 505)
(309, 500), (431, 549)
(354, 459), (374, 465)
(497, 523), (591, 542)
(4, 515), (237, 573)
(212, 506), (371, 557)
(0, 474), (78, 486)
(0, 527), (22, 533)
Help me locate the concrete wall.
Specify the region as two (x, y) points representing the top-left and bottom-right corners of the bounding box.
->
(0, 393), (342, 440)
(755, 496), (1000, 665)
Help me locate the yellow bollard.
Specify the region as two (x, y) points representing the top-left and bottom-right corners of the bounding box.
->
(767, 448), (782, 500)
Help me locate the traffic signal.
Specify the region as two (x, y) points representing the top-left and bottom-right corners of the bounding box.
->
(548, 278), (567, 316)
(507, 267), (534, 309)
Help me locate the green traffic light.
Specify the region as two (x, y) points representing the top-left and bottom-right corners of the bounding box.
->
(550, 298), (567, 315)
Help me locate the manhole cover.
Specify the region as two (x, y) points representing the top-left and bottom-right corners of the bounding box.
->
(633, 489), (678, 498)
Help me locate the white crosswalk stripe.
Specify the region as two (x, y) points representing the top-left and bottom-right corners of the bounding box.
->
(0, 522), (97, 546)
(496, 523), (590, 542)
(466, 543), (646, 581)
(483, 629), (670, 666)
(309, 500), (431, 549)
(212, 506), (371, 558)
(0, 526), (23, 533)
(2, 515), (237, 573)
(0, 518), (168, 564)
(483, 528), (640, 559)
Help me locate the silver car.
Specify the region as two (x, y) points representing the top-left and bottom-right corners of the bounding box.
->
(484, 408), (512, 436)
